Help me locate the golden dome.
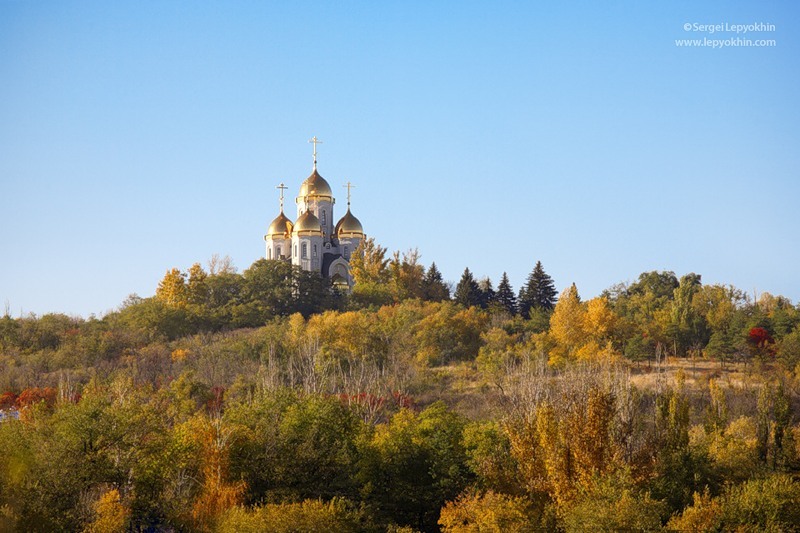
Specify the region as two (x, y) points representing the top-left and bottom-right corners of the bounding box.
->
(335, 209), (364, 237)
(298, 169), (333, 198)
(266, 211), (293, 239)
(293, 209), (323, 235)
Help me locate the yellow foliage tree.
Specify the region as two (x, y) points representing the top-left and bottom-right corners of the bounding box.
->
(584, 297), (616, 344)
(549, 284), (586, 362)
(189, 416), (246, 531)
(439, 490), (538, 532)
(156, 268), (188, 308)
(349, 237), (389, 285)
(85, 489), (130, 533)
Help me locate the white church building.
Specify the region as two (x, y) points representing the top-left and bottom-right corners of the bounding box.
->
(264, 137), (364, 289)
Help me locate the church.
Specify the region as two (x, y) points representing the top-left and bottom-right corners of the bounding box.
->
(264, 137), (364, 290)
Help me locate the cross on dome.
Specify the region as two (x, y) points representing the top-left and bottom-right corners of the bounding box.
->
(276, 182), (288, 212)
(343, 181), (355, 207)
(308, 136), (323, 170)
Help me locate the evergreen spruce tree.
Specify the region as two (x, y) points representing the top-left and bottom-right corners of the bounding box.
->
(421, 262), (450, 302)
(519, 261), (558, 318)
(454, 268), (482, 308)
(496, 272), (517, 315)
(477, 277), (496, 309)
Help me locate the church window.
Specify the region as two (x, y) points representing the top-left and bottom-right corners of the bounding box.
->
(321, 210), (326, 225)
(276, 246), (282, 258)
(313, 244), (317, 257)
(268, 248), (272, 259)
(294, 244), (297, 257)
(302, 242), (308, 259)
(344, 245), (349, 258)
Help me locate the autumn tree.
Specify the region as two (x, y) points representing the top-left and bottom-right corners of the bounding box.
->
(156, 268), (188, 308)
(549, 284), (586, 363)
(389, 249), (425, 301)
(349, 237), (389, 285)
(439, 490), (540, 532)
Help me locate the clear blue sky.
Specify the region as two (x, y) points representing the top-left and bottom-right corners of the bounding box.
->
(1, 1), (798, 317)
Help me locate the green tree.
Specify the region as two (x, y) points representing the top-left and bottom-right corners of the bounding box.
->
(421, 262), (450, 302)
(496, 272), (517, 315)
(358, 402), (471, 531)
(477, 277), (496, 310)
(518, 261), (557, 318)
(454, 268), (482, 308)
(669, 273), (708, 356)
(186, 263), (209, 306)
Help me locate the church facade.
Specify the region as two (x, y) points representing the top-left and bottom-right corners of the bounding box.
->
(264, 138), (364, 289)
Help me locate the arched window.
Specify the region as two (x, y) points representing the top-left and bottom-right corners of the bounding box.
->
(276, 246), (282, 258)
(321, 210), (326, 225)
(294, 244), (297, 257)
(302, 242), (308, 259)
(313, 244), (317, 258)
(344, 245), (349, 258)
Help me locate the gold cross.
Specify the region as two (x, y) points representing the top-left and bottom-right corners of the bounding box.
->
(276, 182), (288, 211)
(343, 181), (355, 207)
(309, 136), (323, 169)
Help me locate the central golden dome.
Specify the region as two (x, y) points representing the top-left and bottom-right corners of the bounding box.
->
(335, 209), (364, 237)
(298, 169), (333, 198)
(266, 212), (293, 239)
(293, 209), (323, 235)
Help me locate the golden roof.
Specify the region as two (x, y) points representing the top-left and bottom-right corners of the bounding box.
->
(293, 209), (323, 235)
(266, 211), (293, 239)
(335, 209), (364, 237)
(298, 169), (333, 198)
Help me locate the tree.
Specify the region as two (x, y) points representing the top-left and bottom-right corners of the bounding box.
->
(454, 268), (482, 308)
(477, 277), (496, 310)
(389, 249), (425, 301)
(207, 253), (237, 275)
(496, 272), (517, 315)
(549, 284), (586, 360)
(187, 263), (210, 306)
(358, 402), (471, 531)
(155, 268), (188, 308)
(669, 273), (708, 356)
(421, 263), (450, 302)
(349, 237), (389, 286)
(518, 261), (557, 318)
(439, 490), (540, 532)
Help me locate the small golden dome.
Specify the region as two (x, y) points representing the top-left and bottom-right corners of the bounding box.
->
(266, 212), (293, 239)
(298, 169), (333, 198)
(293, 209), (323, 235)
(335, 209), (364, 237)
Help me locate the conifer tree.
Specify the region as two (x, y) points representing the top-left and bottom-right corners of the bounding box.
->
(422, 262), (450, 302)
(518, 261), (558, 318)
(477, 277), (496, 309)
(454, 268), (482, 308)
(496, 272), (517, 315)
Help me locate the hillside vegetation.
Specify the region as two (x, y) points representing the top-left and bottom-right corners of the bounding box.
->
(1, 242), (800, 531)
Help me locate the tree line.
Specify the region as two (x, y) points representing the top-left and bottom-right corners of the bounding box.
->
(1, 239), (800, 530)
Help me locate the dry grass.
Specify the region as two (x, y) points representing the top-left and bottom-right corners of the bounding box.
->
(628, 357), (768, 393)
